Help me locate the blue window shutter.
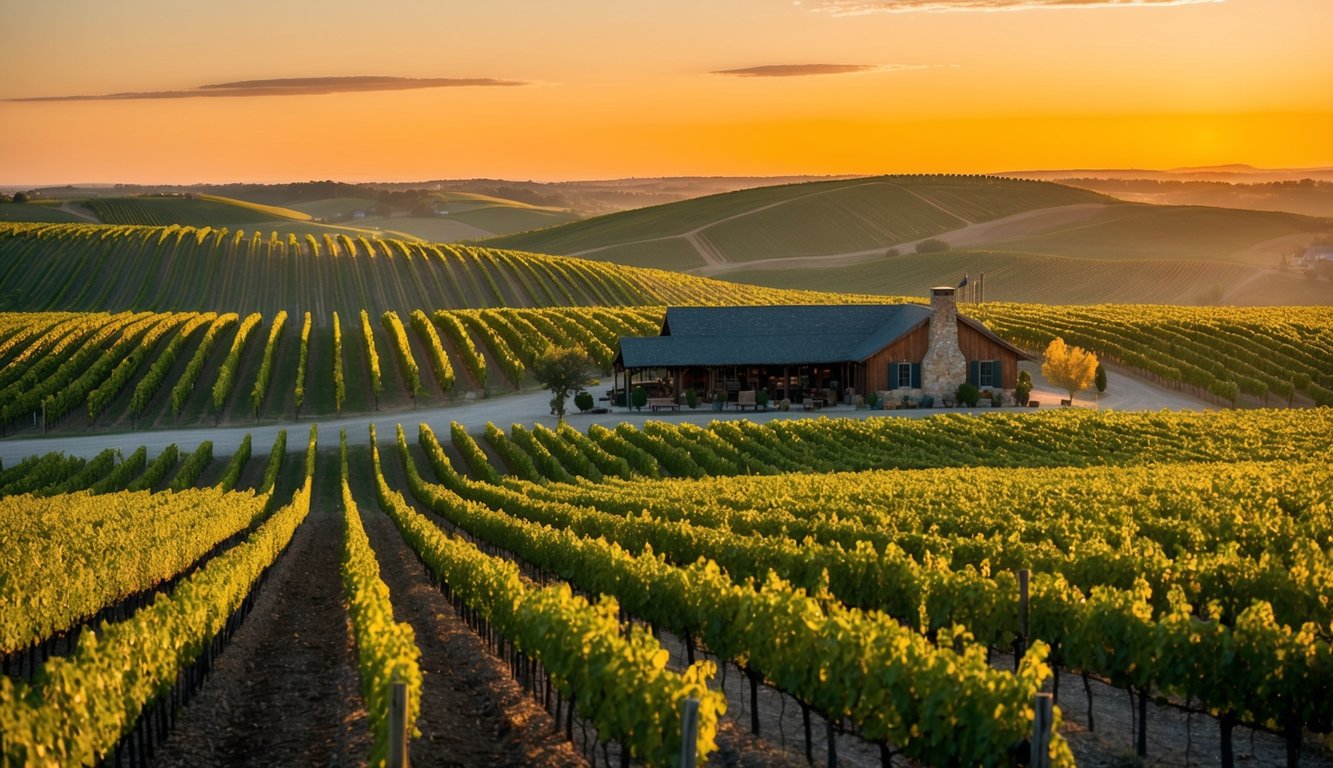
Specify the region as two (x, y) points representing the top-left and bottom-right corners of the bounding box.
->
(888, 362), (896, 389)
(911, 363), (921, 389)
(968, 360), (980, 386)
(989, 361), (1001, 387)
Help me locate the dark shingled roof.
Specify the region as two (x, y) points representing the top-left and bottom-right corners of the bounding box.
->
(616, 304), (933, 368)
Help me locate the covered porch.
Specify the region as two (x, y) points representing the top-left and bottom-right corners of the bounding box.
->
(610, 360), (862, 410)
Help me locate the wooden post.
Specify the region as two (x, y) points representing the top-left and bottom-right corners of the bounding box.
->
(1032, 692), (1054, 768)
(388, 681), (409, 768)
(679, 696), (700, 768)
(1016, 568), (1030, 667)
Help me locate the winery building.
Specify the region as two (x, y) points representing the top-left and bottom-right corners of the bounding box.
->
(612, 287), (1029, 405)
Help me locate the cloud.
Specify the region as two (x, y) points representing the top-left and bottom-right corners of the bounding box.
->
(6, 75), (526, 102)
(820, 0), (1223, 13)
(711, 63), (926, 78)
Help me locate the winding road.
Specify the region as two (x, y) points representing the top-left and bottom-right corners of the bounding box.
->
(0, 362), (1209, 465)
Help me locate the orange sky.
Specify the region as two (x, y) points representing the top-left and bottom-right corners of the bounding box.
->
(1, 0), (1330, 184)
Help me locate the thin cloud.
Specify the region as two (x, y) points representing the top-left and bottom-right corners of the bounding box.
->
(821, 0), (1223, 13)
(7, 75), (527, 102)
(712, 63), (929, 78)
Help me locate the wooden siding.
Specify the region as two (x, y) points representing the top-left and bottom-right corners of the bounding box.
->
(863, 319), (1020, 391)
(959, 321), (1020, 389)
(863, 323), (929, 392)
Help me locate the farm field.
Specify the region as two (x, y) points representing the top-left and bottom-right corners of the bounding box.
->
(2, 179), (1333, 768)
(4, 186), (581, 243)
(0, 301), (1329, 436)
(483, 174), (1332, 305)
(4, 409), (1332, 766)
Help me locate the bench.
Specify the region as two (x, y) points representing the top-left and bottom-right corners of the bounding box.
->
(736, 390), (757, 411)
(647, 397), (679, 412)
(1059, 398), (1072, 407)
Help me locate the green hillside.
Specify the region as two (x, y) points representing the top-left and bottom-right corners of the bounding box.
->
(84, 194), (312, 227)
(0, 222), (875, 320)
(980, 204), (1324, 265)
(0, 203), (87, 223)
(485, 174), (1331, 305)
(486, 175), (1111, 264)
(283, 189), (579, 241)
(722, 250), (1266, 305)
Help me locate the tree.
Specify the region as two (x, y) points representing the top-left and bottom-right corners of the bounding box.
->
(1095, 364), (1108, 394)
(531, 346), (596, 422)
(1042, 337), (1098, 404)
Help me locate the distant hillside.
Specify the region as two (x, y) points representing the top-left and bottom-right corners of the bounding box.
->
(484, 174), (1331, 305)
(83, 194), (311, 227)
(485, 175), (1112, 267)
(1046, 178), (1333, 219)
(0, 222), (882, 320)
(12, 177), (855, 243)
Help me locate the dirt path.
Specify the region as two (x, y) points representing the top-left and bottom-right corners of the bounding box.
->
(1220, 267), (1279, 303)
(692, 203), (1113, 277)
(350, 447), (587, 766)
(0, 362), (1217, 466)
(153, 451), (370, 767)
(56, 202), (99, 222)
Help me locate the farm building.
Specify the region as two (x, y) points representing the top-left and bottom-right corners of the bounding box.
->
(612, 287), (1029, 407)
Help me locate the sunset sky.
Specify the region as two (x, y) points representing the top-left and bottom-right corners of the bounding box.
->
(1, 0), (1330, 185)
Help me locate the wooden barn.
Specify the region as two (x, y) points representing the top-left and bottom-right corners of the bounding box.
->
(612, 287), (1029, 406)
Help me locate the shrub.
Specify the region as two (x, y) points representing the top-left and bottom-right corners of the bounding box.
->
(575, 391), (595, 412)
(685, 389), (699, 409)
(755, 389), (770, 409)
(1015, 370), (1033, 406)
(956, 382), (981, 407)
(915, 238), (950, 254)
(632, 385), (648, 411)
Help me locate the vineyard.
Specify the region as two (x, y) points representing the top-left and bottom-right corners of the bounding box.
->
(3, 409), (1330, 766)
(1, 301), (1330, 435)
(1, 201), (1332, 766)
(0, 222), (861, 318)
(0, 307), (662, 433)
(485, 175), (1111, 262)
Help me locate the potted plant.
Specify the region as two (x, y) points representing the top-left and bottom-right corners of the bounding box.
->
(779, 397), (791, 411)
(866, 391), (880, 410)
(755, 388), (770, 411)
(712, 391), (725, 411)
(920, 395), (934, 408)
(685, 388), (699, 410)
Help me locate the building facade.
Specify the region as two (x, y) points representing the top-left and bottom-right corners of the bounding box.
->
(612, 287), (1029, 406)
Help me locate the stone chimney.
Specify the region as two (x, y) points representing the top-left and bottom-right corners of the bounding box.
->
(920, 287), (966, 400)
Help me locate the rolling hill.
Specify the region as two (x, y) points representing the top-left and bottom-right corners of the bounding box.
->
(0, 222), (884, 320)
(485, 174), (1333, 305)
